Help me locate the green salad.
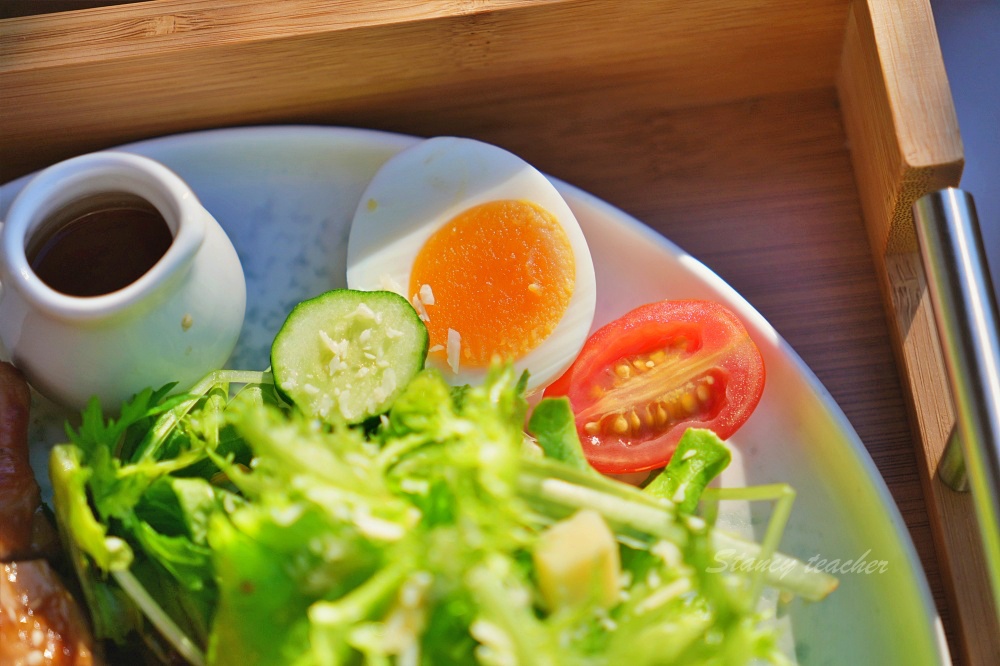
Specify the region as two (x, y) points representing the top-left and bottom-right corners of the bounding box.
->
(50, 290), (836, 666)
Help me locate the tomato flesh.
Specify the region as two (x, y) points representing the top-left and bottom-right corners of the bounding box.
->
(543, 300), (765, 474)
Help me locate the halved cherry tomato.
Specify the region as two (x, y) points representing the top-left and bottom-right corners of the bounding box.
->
(543, 300), (765, 474)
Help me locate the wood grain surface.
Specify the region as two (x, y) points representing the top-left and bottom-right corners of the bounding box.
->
(0, 0), (983, 662)
(838, 1), (996, 664)
(0, 0), (850, 182)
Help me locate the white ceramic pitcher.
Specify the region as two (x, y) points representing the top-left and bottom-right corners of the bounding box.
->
(0, 151), (246, 410)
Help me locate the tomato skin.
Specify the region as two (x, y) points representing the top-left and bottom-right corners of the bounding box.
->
(543, 300), (765, 474)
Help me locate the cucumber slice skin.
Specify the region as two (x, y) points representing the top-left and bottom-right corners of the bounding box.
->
(270, 289), (428, 424)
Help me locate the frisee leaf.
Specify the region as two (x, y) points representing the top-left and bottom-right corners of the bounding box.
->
(49, 363), (833, 666)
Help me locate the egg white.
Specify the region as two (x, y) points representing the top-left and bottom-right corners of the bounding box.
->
(346, 136), (596, 390)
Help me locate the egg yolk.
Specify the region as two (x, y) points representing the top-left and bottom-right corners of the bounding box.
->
(409, 200), (575, 368)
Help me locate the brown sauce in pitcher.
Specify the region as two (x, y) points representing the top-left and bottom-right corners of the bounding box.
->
(27, 193), (174, 297)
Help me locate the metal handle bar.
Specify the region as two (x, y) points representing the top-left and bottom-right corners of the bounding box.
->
(912, 188), (1000, 615)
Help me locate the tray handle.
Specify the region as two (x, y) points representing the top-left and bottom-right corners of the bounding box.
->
(912, 188), (1000, 615)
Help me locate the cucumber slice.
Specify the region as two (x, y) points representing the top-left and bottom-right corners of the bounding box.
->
(270, 289), (428, 423)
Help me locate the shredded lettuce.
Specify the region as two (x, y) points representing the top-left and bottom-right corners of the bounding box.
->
(50, 364), (836, 666)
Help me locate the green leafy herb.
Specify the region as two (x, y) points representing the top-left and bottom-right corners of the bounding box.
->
(50, 363), (835, 666)
(527, 397), (594, 473)
(645, 428), (732, 513)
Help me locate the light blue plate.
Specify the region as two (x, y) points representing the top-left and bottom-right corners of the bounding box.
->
(0, 126), (950, 665)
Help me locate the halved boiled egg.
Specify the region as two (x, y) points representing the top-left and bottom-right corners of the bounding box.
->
(346, 136), (596, 390)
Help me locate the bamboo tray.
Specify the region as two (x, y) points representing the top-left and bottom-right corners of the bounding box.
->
(1, 1), (994, 663)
